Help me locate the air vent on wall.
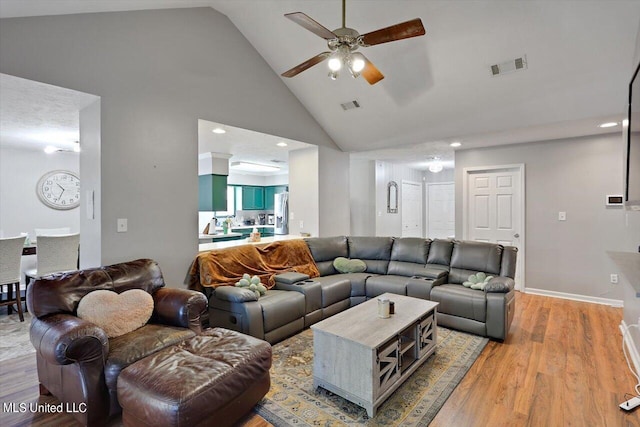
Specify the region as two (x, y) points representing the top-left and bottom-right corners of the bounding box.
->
(340, 100), (361, 111)
(490, 55), (527, 76)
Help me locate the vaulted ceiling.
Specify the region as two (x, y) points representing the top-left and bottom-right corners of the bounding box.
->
(1, 0), (639, 168)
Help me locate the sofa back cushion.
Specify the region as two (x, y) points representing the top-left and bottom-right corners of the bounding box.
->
(426, 239), (454, 270)
(388, 238), (433, 277)
(347, 236), (394, 274)
(304, 236), (348, 276)
(28, 268), (112, 318)
(448, 241), (503, 284)
(27, 258), (164, 318)
(103, 258), (165, 294)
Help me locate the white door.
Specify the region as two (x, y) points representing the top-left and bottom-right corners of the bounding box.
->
(427, 182), (454, 239)
(464, 165), (524, 290)
(401, 181), (422, 237)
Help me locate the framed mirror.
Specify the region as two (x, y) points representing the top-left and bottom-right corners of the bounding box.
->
(387, 181), (398, 213)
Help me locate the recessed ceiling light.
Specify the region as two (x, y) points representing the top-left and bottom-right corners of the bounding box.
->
(450, 142), (462, 148)
(212, 127), (226, 134)
(277, 142), (288, 147)
(598, 122), (619, 128)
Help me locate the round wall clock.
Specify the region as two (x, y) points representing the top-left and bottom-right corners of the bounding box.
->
(36, 170), (80, 210)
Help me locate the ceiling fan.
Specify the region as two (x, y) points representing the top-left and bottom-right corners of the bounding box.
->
(281, 0), (426, 85)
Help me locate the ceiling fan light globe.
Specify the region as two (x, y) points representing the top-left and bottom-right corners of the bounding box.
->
(351, 57), (365, 73)
(328, 56), (342, 71)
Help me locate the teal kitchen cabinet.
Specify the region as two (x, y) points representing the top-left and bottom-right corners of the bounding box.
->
(241, 186), (265, 210)
(264, 185), (288, 210)
(199, 174), (227, 211)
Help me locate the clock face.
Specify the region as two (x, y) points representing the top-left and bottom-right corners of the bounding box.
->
(36, 170), (80, 210)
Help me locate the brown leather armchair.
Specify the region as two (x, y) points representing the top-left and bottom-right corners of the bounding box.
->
(27, 259), (208, 427)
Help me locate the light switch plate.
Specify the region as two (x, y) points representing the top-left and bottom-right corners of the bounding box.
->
(117, 218), (128, 233)
(558, 212), (566, 221)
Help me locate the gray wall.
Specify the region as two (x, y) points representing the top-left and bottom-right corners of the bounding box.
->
(0, 8), (337, 285)
(318, 146), (350, 237)
(349, 158), (376, 236)
(455, 133), (640, 302)
(289, 147), (319, 237)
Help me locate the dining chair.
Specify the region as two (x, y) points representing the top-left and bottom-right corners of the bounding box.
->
(0, 235), (27, 321)
(23, 233), (80, 309)
(34, 227), (71, 237)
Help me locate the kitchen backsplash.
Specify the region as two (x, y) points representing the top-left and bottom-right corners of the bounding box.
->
(198, 209), (274, 232)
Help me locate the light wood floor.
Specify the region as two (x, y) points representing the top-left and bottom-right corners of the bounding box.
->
(1, 292), (639, 426)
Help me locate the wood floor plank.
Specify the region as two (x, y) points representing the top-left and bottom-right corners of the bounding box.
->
(2, 292), (639, 426)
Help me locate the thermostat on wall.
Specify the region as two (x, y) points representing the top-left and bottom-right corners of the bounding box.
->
(606, 195), (624, 206)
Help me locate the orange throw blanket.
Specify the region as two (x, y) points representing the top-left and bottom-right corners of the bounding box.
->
(187, 239), (320, 292)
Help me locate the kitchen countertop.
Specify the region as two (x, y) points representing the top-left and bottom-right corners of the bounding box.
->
(199, 232), (243, 240)
(198, 234), (302, 252)
(230, 224), (275, 229)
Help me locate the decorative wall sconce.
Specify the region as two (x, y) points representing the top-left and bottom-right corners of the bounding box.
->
(387, 181), (398, 213)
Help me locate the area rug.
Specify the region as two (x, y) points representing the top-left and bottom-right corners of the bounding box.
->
(0, 312), (34, 362)
(254, 327), (488, 426)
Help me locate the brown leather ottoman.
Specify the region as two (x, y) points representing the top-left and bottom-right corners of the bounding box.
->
(117, 328), (272, 427)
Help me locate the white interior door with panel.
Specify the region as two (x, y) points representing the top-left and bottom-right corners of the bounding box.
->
(427, 182), (454, 239)
(463, 165), (525, 290)
(401, 181), (422, 237)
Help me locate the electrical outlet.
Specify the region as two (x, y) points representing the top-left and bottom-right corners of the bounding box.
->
(299, 220), (304, 229)
(290, 211), (295, 220)
(117, 218), (128, 233)
(610, 274), (619, 284)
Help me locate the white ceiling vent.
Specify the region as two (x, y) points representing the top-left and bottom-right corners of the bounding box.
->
(340, 100), (361, 111)
(490, 55), (527, 76)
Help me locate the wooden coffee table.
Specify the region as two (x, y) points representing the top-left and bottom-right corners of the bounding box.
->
(311, 293), (438, 417)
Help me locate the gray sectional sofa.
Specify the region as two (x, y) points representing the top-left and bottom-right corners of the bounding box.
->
(207, 236), (517, 344)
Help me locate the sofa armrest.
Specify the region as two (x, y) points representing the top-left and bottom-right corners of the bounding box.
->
(485, 276), (515, 293)
(214, 285), (259, 303)
(274, 272), (310, 284)
(406, 275), (448, 299)
(152, 287), (208, 333)
(30, 313), (109, 366)
(423, 268), (448, 281)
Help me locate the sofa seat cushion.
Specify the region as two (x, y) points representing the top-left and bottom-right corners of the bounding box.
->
(366, 275), (410, 298)
(320, 273), (374, 298)
(104, 324), (196, 392)
(257, 290), (305, 332)
(430, 284), (487, 323)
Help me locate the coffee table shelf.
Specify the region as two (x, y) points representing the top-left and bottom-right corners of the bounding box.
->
(311, 293), (438, 417)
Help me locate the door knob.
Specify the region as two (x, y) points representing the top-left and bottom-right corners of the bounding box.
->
(514, 233), (520, 238)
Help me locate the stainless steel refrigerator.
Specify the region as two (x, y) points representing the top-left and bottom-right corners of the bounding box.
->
(274, 192), (288, 235)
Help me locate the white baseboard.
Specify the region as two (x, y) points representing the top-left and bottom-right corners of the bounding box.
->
(620, 320), (640, 379)
(524, 287), (624, 308)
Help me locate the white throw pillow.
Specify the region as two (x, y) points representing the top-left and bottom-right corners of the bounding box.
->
(77, 289), (154, 338)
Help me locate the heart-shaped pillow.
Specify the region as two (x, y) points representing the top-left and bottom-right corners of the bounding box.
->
(77, 289), (154, 338)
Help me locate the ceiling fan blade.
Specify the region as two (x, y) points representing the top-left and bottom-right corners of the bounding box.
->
(361, 56), (384, 85)
(285, 12), (337, 40)
(360, 18), (426, 46)
(281, 52), (332, 78)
